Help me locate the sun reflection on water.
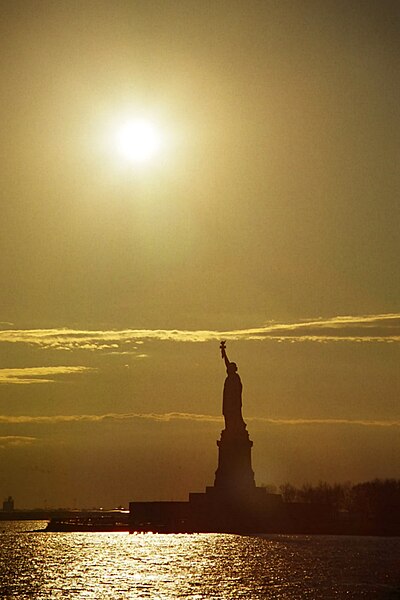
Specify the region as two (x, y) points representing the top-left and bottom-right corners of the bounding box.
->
(1, 524), (399, 599)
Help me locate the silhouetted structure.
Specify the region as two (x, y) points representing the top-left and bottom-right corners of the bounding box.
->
(129, 345), (399, 534)
(214, 341), (255, 494)
(130, 344), (283, 533)
(2, 496), (14, 512)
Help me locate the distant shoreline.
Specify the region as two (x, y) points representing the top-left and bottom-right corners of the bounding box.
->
(3, 509), (399, 537)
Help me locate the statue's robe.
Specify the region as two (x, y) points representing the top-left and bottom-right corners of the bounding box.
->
(223, 371), (245, 431)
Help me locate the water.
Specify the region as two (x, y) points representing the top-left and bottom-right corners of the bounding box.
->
(1, 521), (399, 599)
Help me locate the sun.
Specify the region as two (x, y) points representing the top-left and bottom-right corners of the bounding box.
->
(115, 119), (162, 163)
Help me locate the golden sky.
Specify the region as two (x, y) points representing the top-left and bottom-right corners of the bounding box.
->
(0, 1), (399, 508)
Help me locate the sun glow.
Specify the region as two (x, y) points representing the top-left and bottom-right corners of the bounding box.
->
(115, 119), (162, 163)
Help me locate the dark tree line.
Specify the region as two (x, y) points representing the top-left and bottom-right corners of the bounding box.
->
(277, 479), (400, 515)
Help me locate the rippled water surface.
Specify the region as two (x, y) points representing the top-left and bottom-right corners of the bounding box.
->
(1, 521), (399, 599)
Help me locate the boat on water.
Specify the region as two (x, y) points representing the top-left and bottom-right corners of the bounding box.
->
(45, 514), (129, 532)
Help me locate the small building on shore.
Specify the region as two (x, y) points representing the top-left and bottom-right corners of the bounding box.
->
(2, 496), (14, 512)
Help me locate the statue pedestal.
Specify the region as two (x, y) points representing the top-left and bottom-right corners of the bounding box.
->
(129, 346), (287, 533)
(213, 426), (256, 499)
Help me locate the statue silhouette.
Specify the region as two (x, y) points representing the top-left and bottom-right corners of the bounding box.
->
(220, 341), (246, 432)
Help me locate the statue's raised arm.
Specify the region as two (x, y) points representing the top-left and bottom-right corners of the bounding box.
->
(220, 340), (230, 369)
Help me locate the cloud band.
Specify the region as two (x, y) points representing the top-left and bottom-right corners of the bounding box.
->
(0, 366), (95, 385)
(0, 412), (398, 428)
(0, 313), (399, 353)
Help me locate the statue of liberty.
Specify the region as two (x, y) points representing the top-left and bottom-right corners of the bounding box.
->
(220, 341), (246, 431)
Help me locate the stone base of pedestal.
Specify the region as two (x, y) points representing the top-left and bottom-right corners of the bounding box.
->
(187, 485), (283, 533)
(129, 423), (285, 534)
(213, 426), (256, 498)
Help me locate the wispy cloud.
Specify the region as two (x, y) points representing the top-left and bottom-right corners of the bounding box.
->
(0, 412), (221, 424)
(0, 412), (398, 428)
(248, 416), (400, 428)
(0, 366), (95, 385)
(0, 313), (399, 352)
(0, 435), (37, 448)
